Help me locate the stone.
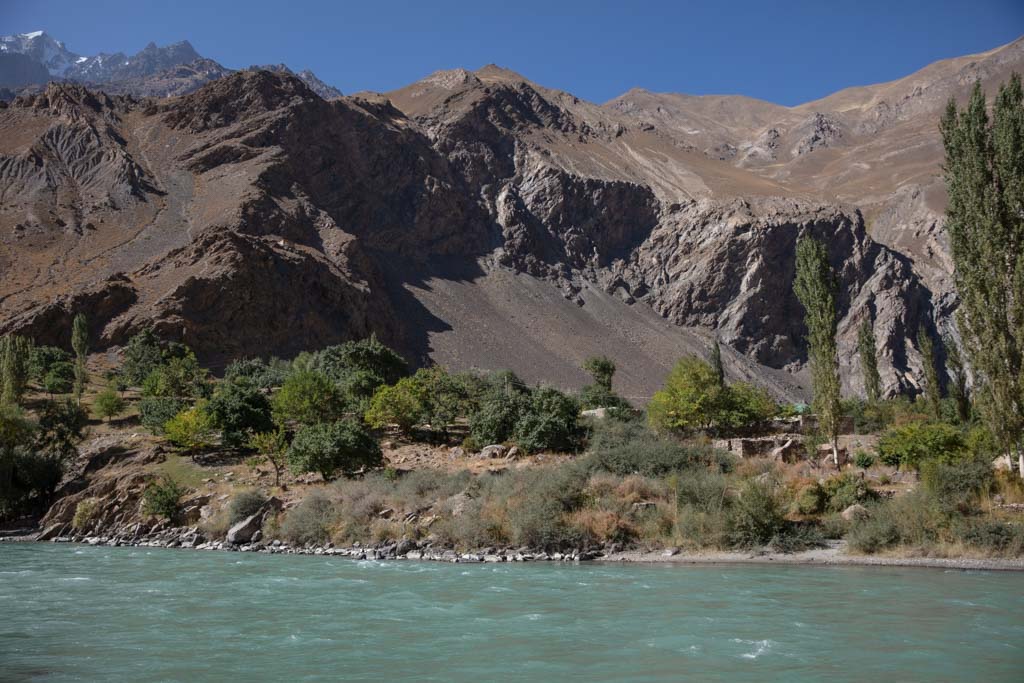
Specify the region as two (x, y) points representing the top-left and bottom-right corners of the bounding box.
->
(505, 446), (521, 460)
(479, 444), (508, 459)
(226, 511), (264, 545)
(841, 504), (870, 521)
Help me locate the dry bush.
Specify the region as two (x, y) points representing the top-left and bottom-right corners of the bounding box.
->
(569, 508), (636, 544)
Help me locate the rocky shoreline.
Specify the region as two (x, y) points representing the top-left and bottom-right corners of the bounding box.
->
(5, 528), (1024, 571)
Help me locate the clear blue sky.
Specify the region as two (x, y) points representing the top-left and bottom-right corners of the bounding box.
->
(3, 0), (1023, 105)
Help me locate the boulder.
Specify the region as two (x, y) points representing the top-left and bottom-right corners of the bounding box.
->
(841, 504), (870, 521)
(479, 444), (508, 459)
(226, 511), (264, 545)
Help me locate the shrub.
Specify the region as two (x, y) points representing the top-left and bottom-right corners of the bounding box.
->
(513, 387), (581, 453)
(206, 382), (273, 447)
(792, 482), (826, 515)
(822, 473), (877, 512)
(139, 397), (186, 434)
(469, 392), (526, 445)
(142, 478), (185, 521)
(93, 388), (125, 422)
(847, 492), (942, 554)
(225, 357), (291, 389)
(141, 350), (209, 399)
(280, 492), (336, 545)
(365, 377), (426, 434)
(272, 370), (345, 425)
(853, 450), (875, 469)
(228, 490), (268, 525)
(29, 346), (72, 382)
(587, 419), (731, 476)
(72, 498), (101, 530)
(954, 519), (1024, 556)
(676, 468), (730, 514)
(120, 329), (167, 386)
(287, 419), (382, 480)
(248, 427), (289, 487)
(42, 362), (75, 396)
(727, 479), (785, 548)
(163, 403), (214, 452)
(920, 458), (993, 515)
(878, 421), (967, 469)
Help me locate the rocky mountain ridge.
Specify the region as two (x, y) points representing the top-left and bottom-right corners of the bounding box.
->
(1, 37), (1021, 401)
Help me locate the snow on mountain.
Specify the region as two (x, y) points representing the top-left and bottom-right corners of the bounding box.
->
(0, 30), (80, 76)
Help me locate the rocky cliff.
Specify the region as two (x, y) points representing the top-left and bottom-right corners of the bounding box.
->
(2, 37), (1021, 400)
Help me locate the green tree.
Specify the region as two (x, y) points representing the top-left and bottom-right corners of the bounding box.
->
(287, 420), (382, 480)
(916, 324), (942, 419)
(29, 346), (72, 383)
(793, 236), (841, 466)
(206, 382), (273, 447)
(943, 334), (971, 424)
(647, 356), (729, 433)
(857, 316), (882, 403)
(512, 386), (581, 453)
(709, 340), (725, 390)
(272, 370), (345, 425)
(249, 427), (289, 487)
(364, 377), (425, 434)
(940, 74), (1024, 477)
(582, 356), (616, 392)
(141, 350), (209, 399)
(0, 335), (34, 406)
(163, 403), (214, 454)
(120, 329), (166, 386)
(93, 388), (125, 423)
(71, 314), (89, 402)
(42, 362), (75, 397)
(878, 421), (968, 471)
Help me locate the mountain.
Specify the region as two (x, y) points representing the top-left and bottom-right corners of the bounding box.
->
(0, 38), (1021, 402)
(0, 31), (343, 101)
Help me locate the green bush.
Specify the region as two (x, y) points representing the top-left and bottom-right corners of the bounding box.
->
(29, 346), (72, 382)
(878, 421), (967, 470)
(954, 519), (1024, 556)
(272, 370), (345, 425)
(920, 458), (993, 515)
(142, 478), (186, 521)
(224, 357), (291, 389)
(206, 382), (273, 448)
(42, 362), (75, 395)
(512, 387), (581, 453)
(163, 403), (215, 452)
(72, 497), (101, 530)
(822, 473), (877, 512)
(676, 468), (729, 514)
(792, 482), (826, 515)
(853, 450), (875, 469)
(727, 479), (785, 548)
(364, 376), (427, 434)
(93, 388), (125, 422)
(586, 419), (731, 476)
(847, 492), (941, 554)
(120, 329), (167, 386)
(228, 490), (268, 525)
(287, 420), (382, 480)
(139, 397), (186, 434)
(469, 391), (526, 445)
(141, 350), (209, 399)
(280, 492), (336, 545)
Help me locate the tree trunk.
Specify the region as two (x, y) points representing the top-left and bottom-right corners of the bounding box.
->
(831, 436), (840, 470)
(1018, 452), (1024, 481)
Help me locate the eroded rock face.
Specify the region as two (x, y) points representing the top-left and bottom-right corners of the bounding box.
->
(0, 66), (958, 397)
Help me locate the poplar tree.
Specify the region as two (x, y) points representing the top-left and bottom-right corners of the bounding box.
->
(943, 334), (971, 424)
(857, 316), (881, 403)
(0, 335), (33, 406)
(709, 339), (725, 390)
(916, 324), (942, 419)
(940, 74), (1024, 476)
(72, 314), (89, 402)
(794, 236), (841, 466)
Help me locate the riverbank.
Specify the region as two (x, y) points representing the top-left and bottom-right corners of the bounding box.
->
(6, 529), (1024, 572)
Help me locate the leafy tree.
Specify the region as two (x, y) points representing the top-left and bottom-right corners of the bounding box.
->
(141, 350), (209, 399)
(163, 402), (215, 453)
(943, 334), (971, 424)
(29, 346), (72, 383)
(718, 382), (777, 432)
(139, 397), (186, 434)
(224, 357), (291, 389)
(0, 335), (33, 406)
(142, 478), (186, 521)
(878, 421), (968, 470)
(206, 382), (273, 447)
(35, 399), (87, 463)
(857, 316), (882, 403)
(272, 370), (345, 425)
(648, 356), (729, 433)
(709, 340), (725, 390)
(582, 356), (616, 392)
(71, 314), (89, 401)
(940, 74), (1024, 476)
(513, 386), (581, 453)
(42, 362), (75, 397)
(120, 329), (166, 386)
(249, 427), (289, 487)
(301, 336), (410, 408)
(793, 236), (841, 466)
(365, 378), (424, 434)
(93, 388), (125, 423)
(287, 420), (382, 480)
(577, 383), (631, 412)
(917, 324), (942, 419)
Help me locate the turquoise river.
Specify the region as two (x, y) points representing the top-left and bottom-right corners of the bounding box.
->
(2, 544), (1023, 681)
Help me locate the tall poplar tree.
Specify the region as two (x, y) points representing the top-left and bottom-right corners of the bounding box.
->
(71, 314), (89, 402)
(857, 316), (881, 403)
(0, 335), (33, 406)
(943, 334), (971, 424)
(794, 236), (841, 466)
(916, 324), (942, 419)
(940, 75), (1024, 476)
(709, 339), (725, 390)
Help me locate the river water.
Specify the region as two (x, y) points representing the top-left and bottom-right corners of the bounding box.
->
(1, 544), (1022, 681)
